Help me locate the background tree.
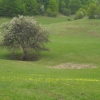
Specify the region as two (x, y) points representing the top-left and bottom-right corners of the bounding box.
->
(68, 0), (82, 14)
(0, 15), (49, 60)
(74, 8), (86, 19)
(87, 3), (98, 19)
(0, 0), (96, 17)
(59, 0), (65, 11)
(23, 0), (38, 15)
(47, 0), (58, 13)
(61, 8), (71, 16)
(97, 5), (100, 18)
(16, 0), (26, 15)
(39, 5), (45, 15)
(37, 0), (49, 10)
(0, 0), (19, 17)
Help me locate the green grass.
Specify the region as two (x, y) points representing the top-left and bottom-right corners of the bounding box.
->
(0, 16), (100, 100)
(33, 15), (69, 24)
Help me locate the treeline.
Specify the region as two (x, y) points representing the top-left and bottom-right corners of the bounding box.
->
(0, 0), (99, 18)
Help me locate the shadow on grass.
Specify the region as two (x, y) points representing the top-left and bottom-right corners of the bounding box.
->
(0, 47), (51, 62)
(0, 52), (41, 61)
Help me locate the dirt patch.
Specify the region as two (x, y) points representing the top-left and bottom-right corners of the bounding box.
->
(49, 63), (97, 69)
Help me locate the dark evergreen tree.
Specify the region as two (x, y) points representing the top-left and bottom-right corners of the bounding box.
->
(0, 0), (19, 17)
(23, 0), (38, 15)
(68, 0), (82, 14)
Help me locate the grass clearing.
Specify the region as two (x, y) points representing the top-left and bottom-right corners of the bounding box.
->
(0, 16), (100, 100)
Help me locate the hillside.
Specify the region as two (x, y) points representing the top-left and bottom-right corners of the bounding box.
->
(0, 16), (100, 100)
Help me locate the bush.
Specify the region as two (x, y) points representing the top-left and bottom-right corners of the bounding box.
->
(74, 8), (87, 20)
(74, 11), (84, 19)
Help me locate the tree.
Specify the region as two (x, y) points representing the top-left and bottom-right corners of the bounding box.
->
(87, 3), (98, 19)
(0, 15), (49, 60)
(75, 11), (84, 20)
(39, 5), (45, 15)
(46, 8), (57, 17)
(68, 0), (82, 14)
(61, 8), (71, 16)
(97, 6), (100, 18)
(74, 8), (87, 19)
(80, 0), (94, 5)
(0, 0), (20, 17)
(23, 0), (38, 15)
(47, 0), (58, 12)
(16, 0), (26, 15)
(36, 0), (49, 10)
(61, 1), (66, 8)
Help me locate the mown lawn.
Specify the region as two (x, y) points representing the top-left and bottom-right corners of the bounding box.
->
(0, 16), (100, 100)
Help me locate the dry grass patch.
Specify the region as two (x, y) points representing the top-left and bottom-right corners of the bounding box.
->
(49, 63), (97, 69)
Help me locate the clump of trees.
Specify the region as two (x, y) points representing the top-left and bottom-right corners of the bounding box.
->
(0, 0), (96, 17)
(0, 15), (49, 60)
(74, 0), (100, 19)
(0, 0), (100, 19)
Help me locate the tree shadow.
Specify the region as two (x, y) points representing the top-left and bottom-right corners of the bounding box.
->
(0, 53), (40, 61)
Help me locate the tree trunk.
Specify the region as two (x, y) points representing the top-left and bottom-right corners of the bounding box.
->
(22, 47), (28, 60)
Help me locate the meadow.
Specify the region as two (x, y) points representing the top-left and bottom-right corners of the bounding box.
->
(0, 16), (100, 100)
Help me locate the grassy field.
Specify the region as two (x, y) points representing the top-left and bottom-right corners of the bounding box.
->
(0, 16), (100, 100)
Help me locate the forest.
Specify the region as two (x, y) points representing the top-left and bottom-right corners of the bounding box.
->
(0, 0), (99, 19)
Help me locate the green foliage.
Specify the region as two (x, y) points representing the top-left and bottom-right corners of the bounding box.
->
(61, 1), (66, 8)
(97, 0), (100, 4)
(68, 0), (82, 14)
(46, 8), (57, 17)
(74, 8), (87, 19)
(74, 11), (84, 20)
(80, 8), (87, 15)
(80, 0), (95, 5)
(0, 15), (49, 60)
(87, 3), (98, 19)
(61, 8), (71, 16)
(46, 8), (52, 16)
(39, 5), (45, 15)
(47, 0), (58, 13)
(0, 0), (96, 17)
(97, 6), (100, 18)
(23, 0), (38, 15)
(0, 0), (19, 17)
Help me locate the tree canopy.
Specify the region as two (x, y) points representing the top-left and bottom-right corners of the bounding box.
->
(0, 15), (49, 60)
(0, 0), (96, 17)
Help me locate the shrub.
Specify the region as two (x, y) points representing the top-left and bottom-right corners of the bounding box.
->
(74, 8), (87, 20)
(74, 11), (84, 20)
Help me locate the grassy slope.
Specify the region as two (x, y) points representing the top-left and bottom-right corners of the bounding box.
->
(0, 16), (100, 100)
